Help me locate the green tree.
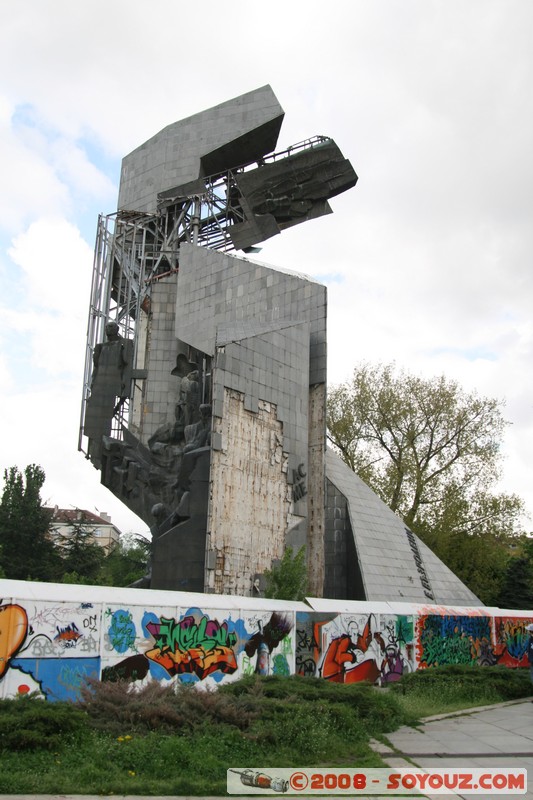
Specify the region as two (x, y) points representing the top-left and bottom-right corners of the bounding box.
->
(327, 364), (528, 603)
(415, 484), (525, 604)
(327, 363), (506, 527)
(264, 546), (307, 601)
(0, 465), (62, 581)
(494, 537), (533, 609)
(496, 556), (533, 610)
(98, 533), (151, 587)
(56, 511), (105, 584)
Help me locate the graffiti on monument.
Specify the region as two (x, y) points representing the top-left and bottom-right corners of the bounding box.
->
(101, 607), (294, 686)
(416, 614), (495, 668)
(495, 617), (531, 667)
(295, 612), (415, 685)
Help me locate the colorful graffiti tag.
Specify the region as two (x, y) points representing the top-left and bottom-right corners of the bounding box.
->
(144, 614), (238, 679)
(379, 615), (414, 685)
(107, 608), (137, 653)
(1, 599), (101, 700)
(295, 612), (414, 685)
(244, 612), (292, 676)
(100, 607), (293, 687)
(495, 617), (530, 667)
(417, 615), (494, 668)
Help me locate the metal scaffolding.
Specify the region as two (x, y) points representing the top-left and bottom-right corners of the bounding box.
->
(79, 136), (331, 453)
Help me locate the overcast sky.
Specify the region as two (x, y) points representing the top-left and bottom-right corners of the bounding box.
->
(1, 0), (531, 538)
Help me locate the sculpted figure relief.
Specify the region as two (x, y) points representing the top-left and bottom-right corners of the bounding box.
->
(100, 351), (211, 525)
(84, 321), (133, 464)
(171, 354), (200, 428)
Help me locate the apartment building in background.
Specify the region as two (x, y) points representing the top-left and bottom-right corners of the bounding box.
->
(48, 507), (121, 553)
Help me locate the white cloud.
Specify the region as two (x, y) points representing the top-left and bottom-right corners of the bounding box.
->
(0, 107), (70, 232)
(8, 217), (92, 314)
(49, 138), (116, 203)
(0, 98), (116, 236)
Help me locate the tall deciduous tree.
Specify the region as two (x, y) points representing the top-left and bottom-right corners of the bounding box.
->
(416, 484), (525, 604)
(0, 465), (62, 581)
(496, 556), (533, 610)
(327, 364), (528, 604)
(327, 363), (507, 526)
(495, 537), (533, 610)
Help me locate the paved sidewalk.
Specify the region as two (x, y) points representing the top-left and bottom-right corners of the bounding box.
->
(371, 698), (533, 799)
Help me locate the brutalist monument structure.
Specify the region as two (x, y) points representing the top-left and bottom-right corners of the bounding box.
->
(80, 86), (480, 605)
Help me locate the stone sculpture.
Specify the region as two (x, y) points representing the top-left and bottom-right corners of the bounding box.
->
(80, 86), (481, 606)
(84, 321), (133, 467)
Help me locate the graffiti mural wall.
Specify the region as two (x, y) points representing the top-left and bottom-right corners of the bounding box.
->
(0, 598), (101, 701)
(1, 581), (532, 701)
(295, 612), (415, 685)
(495, 617), (531, 667)
(0, 584), (297, 700)
(416, 613), (495, 668)
(101, 605), (294, 686)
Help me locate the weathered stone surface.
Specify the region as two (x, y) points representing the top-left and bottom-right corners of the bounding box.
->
(208, 391), (296, 596)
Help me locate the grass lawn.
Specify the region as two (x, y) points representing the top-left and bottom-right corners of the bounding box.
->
(0, 667), (530, 795)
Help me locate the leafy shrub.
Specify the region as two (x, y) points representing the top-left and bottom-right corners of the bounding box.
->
(78, 678), (259, 735)
(222, 674), (409, 736)
(0, 694), (86, 751)
(391, 664), (531, 702)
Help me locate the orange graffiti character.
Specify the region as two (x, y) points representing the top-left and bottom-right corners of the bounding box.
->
(0, 603), (28, 679)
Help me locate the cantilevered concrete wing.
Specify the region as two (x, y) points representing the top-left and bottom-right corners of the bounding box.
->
(118, 85), (284, 213)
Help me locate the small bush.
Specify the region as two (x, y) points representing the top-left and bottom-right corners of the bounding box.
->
(78, 677), (259, 735)
(222, 673), (410, 737)
(391, 665), (531, 703)
(0, 694), (86, 751)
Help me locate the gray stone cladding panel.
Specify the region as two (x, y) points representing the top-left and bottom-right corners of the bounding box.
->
(176, 244), (327, 385)
(212, 322), (310, 461)
(324, 479), (349, 598)
(325, 449), (482, 606)
(118, 85), (284, 213)
(142, 275), (181, 440)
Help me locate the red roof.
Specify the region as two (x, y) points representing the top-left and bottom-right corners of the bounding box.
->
(47, 508), (117, 528)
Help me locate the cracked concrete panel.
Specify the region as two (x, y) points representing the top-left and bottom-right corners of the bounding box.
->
(207, 389), (299, 596)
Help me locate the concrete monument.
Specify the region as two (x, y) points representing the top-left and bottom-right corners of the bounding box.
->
(80, 86), (480, 605)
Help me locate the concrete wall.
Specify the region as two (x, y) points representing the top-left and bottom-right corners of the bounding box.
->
(173, 244), (327, 593)
(326, 449), (482, 605)
(137, 276), (181, 442)
(1, 581), (530, 702)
